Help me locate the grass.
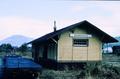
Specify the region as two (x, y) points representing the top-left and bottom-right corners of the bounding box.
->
(39, 54), (120, 79)
(39, 62), (120, 79)
(103, 54), (120, 62)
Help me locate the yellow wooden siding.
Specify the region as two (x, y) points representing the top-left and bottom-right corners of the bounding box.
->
(72, 28), (88, 61)
(88, 36), (102, 61)
(58, 28), (102, 62)
(73, 47), (88, 61)
(58, 32), (73, 61)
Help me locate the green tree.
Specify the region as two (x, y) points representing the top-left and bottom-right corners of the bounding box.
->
(19, 43), (28, 53)
(0, 43), (13, 53)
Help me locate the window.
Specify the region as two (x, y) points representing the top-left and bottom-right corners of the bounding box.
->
(73, 39), (88, 47)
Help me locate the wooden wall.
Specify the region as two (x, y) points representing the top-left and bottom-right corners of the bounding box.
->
(58, 27), (102, 62)
(37, 42), (57, 60)
(47, 43), (57, 60)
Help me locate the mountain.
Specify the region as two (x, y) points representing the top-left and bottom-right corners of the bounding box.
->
(0, 35), (33, 47)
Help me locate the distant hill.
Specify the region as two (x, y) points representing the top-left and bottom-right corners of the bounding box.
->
(0, 35), (33, 47)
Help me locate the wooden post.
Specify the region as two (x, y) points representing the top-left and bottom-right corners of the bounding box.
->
(43, 44), (48, 60)
(32, 43), (40, 63)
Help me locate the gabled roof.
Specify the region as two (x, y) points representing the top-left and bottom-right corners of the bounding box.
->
(28, 20), (118, 44)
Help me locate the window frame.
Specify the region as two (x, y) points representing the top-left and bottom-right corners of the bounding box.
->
(73, 39), (89, 47)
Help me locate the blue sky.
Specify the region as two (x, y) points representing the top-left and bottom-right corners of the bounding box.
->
(0, 1), (120, 40)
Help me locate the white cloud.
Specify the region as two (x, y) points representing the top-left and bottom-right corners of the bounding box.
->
(0, 15), (120, 41)
(69, 3), (120, 37)
(0, 16), (52, 40)
(86, 15), (120, 37)
(0, 2), (120, 40)
(71, 5), (85, 12)
(97, 4), (120, 36)
(57, 19), (80, 28)
(102, 4), (120, 13)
